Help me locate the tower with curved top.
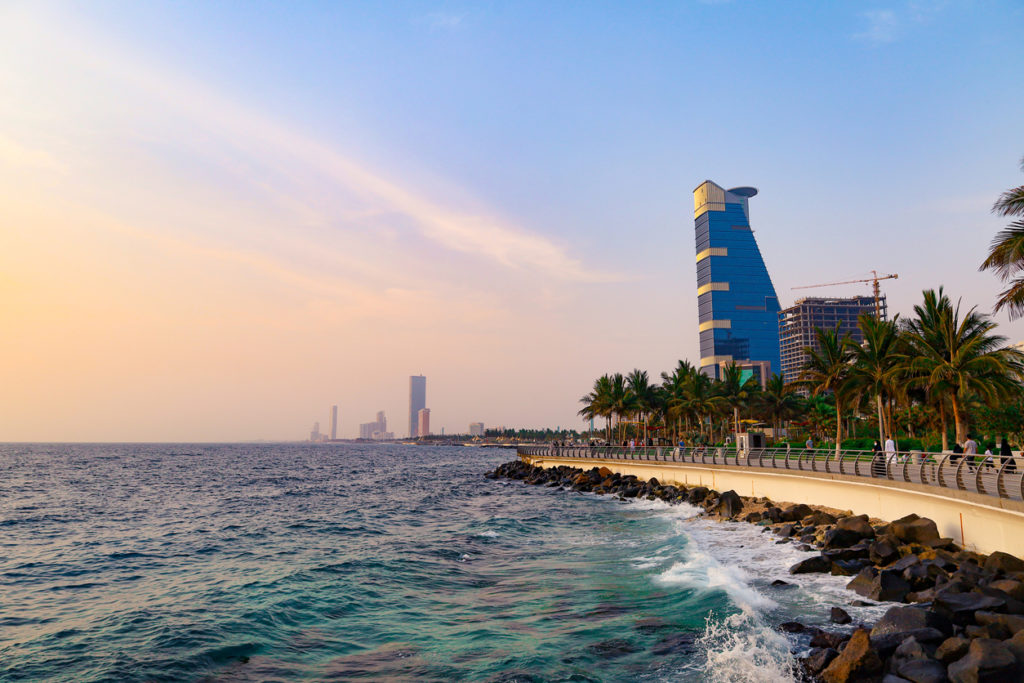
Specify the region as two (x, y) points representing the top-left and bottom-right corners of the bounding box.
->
(693, 180), (781, 382)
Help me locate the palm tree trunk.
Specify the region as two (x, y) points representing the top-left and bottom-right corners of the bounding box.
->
(733, 406), (740, 451)
(951, 393), (966, 446)
(834, 397), (843, 459)
(939, 403), (949, 452)
(876, 393), (885, 445)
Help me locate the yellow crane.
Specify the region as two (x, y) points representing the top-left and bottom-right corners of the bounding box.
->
(793, 270), (898, 318)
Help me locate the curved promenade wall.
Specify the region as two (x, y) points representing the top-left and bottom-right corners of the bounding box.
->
(521, 453), (1024, 558)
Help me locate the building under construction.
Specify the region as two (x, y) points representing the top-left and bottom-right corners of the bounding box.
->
(779, 295), (885, 383)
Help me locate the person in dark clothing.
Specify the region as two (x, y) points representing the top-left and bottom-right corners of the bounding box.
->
(871, 440), (884, 477)
(1002, 438), (1017, 473)
(950, 442), (964, 467)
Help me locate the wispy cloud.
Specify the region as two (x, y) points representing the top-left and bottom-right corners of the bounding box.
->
(17, 12), (612, 284)
(424, 12), (466, 31)
(854, 9), (899, 45)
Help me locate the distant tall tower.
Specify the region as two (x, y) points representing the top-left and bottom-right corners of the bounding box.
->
(409, 375), (426, 437)
(417, 408), (431, 438)
(330, 405), (338, 441)
(693, 180), (781, 380)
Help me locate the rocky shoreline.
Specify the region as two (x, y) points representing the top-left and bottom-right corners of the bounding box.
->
(486, 459), (1024, 682)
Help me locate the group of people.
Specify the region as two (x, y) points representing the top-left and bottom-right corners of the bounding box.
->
(869, 435), (1017, 475)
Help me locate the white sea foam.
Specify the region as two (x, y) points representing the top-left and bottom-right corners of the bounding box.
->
(474, 530), (500, 538)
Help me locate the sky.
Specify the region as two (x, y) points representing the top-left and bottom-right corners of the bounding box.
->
(1, 1), (1023, 441)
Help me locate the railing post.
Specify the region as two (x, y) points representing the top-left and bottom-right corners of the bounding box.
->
(976, 457), (985, 495)
(838, 450), (847, 475)
(954, 455), (968, 491)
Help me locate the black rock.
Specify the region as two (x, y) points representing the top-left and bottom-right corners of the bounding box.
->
(870, 606), (953, 639)
(946, 637), (1017, 682)
(830, 607), (852, 624)
(713, 490), (744, 518)
(984, 551), (1024, 575)
(823, 528), (864, 549)
(801, 647), (839, 676)
(932, 590), (1006, 626)
(790, 556), (832, 575)
(778, 621), (806, 633)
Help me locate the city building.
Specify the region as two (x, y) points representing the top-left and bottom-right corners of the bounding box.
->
(310, 421), (321, 442)
(409, 375), (426, 438)
(469, 422), (485, 437)
(693, 180), (781, 382)
(417, 408), (430, 437)
(778, 295), (884, 383)
(359, 411), (392, 440)
(330, 405), (338, 441)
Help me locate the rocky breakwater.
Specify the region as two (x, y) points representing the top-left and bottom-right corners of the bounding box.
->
(487, 459), (1024, 682)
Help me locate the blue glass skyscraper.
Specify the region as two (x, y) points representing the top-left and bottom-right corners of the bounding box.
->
(693, 181), (781, 381)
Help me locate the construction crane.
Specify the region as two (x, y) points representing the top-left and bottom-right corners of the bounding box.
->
(793, 270), (898, 319)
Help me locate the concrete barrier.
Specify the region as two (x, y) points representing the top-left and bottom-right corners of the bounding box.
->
(522, 453), (1024, 558)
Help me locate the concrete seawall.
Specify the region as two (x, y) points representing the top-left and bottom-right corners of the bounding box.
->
(521, 453), (1024, 557)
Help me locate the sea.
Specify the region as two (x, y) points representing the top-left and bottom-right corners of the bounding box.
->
(0, 443), (889, 682)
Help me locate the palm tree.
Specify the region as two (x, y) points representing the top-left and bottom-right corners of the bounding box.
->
(717, 363), (761, 451)
(759, 373), (801, 439)
(579, 374), (614, 441)
(903, 288), (1024, 446)
(798, 325), (854, 457)
(846, 313), (903, 446)
(626, 369), (655, 441)
(608, 372), (633, 441)
(980, 157), (1024, 318)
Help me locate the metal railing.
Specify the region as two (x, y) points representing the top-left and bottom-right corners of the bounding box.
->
(517, 444), (1024, 502)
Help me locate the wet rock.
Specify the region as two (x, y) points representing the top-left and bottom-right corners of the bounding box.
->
(824, 528), (865, 549)
(851, 599), (875, 607)
(811, 629), (850, 650)
(782, 504), (814, 522)
(934, 636), (969, 664)
(850, 567), (912, 603)
(832, 559), (870, 577)
(770, 579), (793, 587)
(871, 629), (946, 659)
(742, 511), (763, 523)
(988, 579), (1024, 601)
(836, 514), (876, 539)
(687, 486), (710, 504)
(946, 638), (1017, 682)
(932, 590), (1006, 626)
(831, 607), (852, 624)
(888, 514), (940, 546)
(802, 648), (840, 676)
(765, 506), (784, 523)
(821, 628), (883, 683)
(894, 658), (948, 683)
(825, 546), (872, 562)
(775, 523), (798, 537)
(712, 490), (744, 518)
(804, 511), (839, 526)
(975, 610), (1024, 635)
(778, 621), (806, 633)
(984, 551), (1024, 576)
(848, 566), (880, 595)
(871, 536), (903, 566)
(871, 606), (953, 639)
(790, 556), (833, 574)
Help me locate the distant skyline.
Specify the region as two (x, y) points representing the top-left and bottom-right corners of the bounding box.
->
(1, 1), (1023, 440)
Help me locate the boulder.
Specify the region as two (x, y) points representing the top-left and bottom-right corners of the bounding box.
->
(821, 628), (883, 683)
(775, 523), (798, 537)
(713, 490), (744, 518)
(934, 636), (969, 664)
(811, 629), (850, 650)
(687, 486), (710, 504)
(871, 606), (953, 639)
(888, 514), (941, 545)
(871, 629), (946, 658)
(836, 514), (876, 539)
(872, 537), (903, 566)
(894, 658), (947, 683)
(823, 528), (865, 549)
(742, 511), (763, 523)
(778, 621), (806, 633)
(802, 648), (839, 677)
(947, 638), (1017, 683)
(830, 607), (852, 625)
(974, 610), (1024, 635)
(933, 590), (1006, 626)
(988, 578), (1024, 601)
(597, 466), (614, 478)
(832, 559), (870, 576)
(984, 551), (1024, 575)
(790, 556), (833, 574)
(850, 568), (912, 603)
(804, 511), (839, 526)
(781, 503), (813, 522)
(765, 506), (784, 523)
(848, 566), (880, 596)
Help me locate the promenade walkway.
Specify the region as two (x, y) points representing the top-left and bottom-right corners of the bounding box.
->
(516, 444), (1024, 555)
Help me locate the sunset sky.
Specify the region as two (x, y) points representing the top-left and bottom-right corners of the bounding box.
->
(2, 1), (1023, 441)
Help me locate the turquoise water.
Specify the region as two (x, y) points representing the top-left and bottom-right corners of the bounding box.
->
(0, 444), (885, 681)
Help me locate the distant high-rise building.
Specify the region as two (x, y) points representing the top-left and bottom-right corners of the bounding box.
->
(310, 421), (321, 442)
(409, 375), (426, 437)
(469, 422), (485, 437)
(359, 411), (392, 440)
(779, 296), (884, 383)
(693, 181), (781, 380)
(417, 408), (430, 437)
(330, 405), (338, 441)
